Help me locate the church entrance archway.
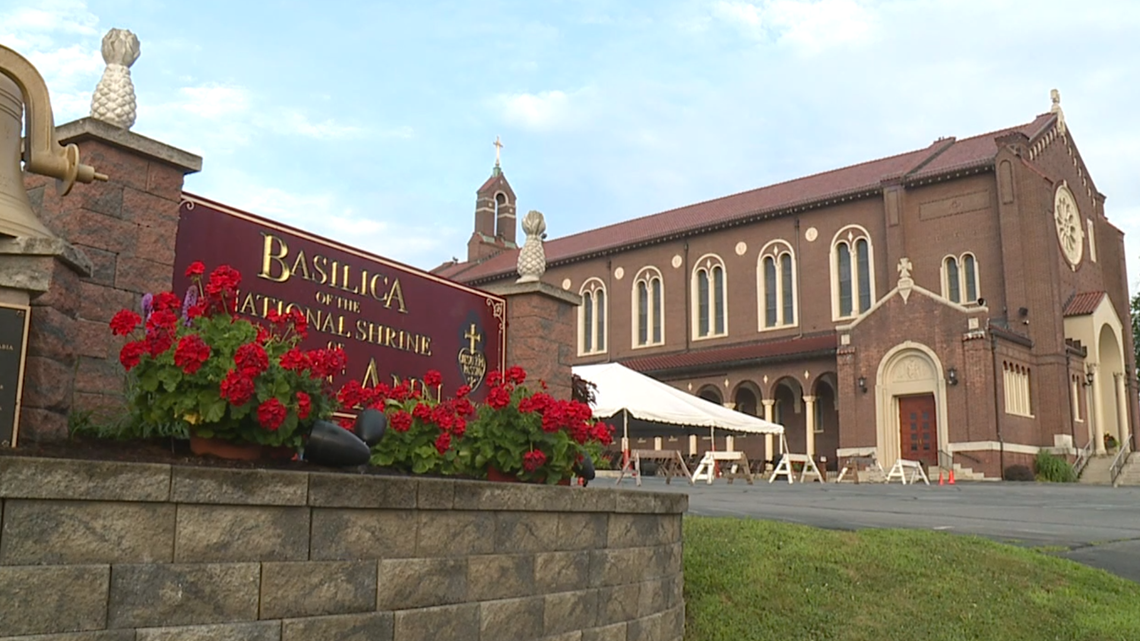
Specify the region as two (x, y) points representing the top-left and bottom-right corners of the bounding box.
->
(875, 342), (949, 470)
(1096, 323), (1127, 450)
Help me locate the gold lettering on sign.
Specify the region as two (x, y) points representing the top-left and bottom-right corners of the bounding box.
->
(257, 233), (408, 312)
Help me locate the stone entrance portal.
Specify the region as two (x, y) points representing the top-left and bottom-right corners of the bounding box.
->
(875, 342), (950, 469)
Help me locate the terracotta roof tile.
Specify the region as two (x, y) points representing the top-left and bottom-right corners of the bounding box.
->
(908, 114), (1054, 181)
(619, 334), (838, 374)
(1063, 291), (1106, 317)
(441, 113), (1058, 284)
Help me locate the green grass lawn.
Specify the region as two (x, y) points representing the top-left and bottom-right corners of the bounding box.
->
(683, 516), (1140, 641)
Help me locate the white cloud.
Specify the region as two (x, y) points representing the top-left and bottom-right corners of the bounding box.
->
(0, 0), (103, 123)
(712, 0), (878, 54)
(493, 87), (597, 132)
(264, 111), (411, 141)
(0, 1), (99, 43)
(272, 111), (364, 139)
(175, 84), (252, 120)
(187, 170), (455, 268)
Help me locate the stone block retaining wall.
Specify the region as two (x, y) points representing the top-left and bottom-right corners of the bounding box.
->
(0, 457), (687, 640)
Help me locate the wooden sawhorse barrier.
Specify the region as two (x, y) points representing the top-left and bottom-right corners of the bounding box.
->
(885, 458), (930, 485)
(692, 451), (755, 485)
(769, 453), (825, 484)
(616, 449), (693, 487)
(836, 455), (886, 483)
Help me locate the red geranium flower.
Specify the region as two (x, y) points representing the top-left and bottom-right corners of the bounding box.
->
(338, 380), (368, 409)
(280, 348), (310, 373)
(173, 335), (211, 374)
(506, 366), (526, 385)
(434, 432), (452, 454)
(487, 386), (511, 409)
(152, 292), (181, 314)
(147, 309), (178, 331)
(110, 310), (141, 336)
(185, 261), (206, 278)
(144, 330), (175, 358)
(119, 341), (146, 370)
(234, 343), (269, 377)
(257, 398), (287, 431)
(423, 370), (443, 387)
(220, 370), (255, 406)
(523, 449), (547, 472)
(390, 410), (413, 432)
(288, 309), (308, 339)
(205, 265), (241, 296)
(296, 391), (312, 420)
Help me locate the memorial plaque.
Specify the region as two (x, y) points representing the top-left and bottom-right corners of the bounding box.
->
(0, 302), (31, 447)
(173, 194), (507, 402)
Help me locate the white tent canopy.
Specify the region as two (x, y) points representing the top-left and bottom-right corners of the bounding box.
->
(572, 362), (784, 435)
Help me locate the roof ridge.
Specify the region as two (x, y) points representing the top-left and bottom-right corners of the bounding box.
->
(520, 145), (937, 250)
(902, 137), (959, 179)
(444, 113), (1052, 285)
(501, 117), (1046, 251)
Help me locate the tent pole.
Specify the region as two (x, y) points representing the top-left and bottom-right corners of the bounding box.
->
(622, 411), (630, 470)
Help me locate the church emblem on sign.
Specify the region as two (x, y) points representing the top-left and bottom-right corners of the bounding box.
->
(457, 318), (487, 391)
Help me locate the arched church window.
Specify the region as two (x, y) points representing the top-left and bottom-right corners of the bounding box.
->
(692, 255), (727, 339)
(831, 226), (876, 320)
(579, 278), (607, 355)
(633, 267), (665, 347)
(758, 240), (798, 330)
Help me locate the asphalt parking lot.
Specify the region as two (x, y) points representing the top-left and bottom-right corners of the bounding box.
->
(613, 476), (1140, 582)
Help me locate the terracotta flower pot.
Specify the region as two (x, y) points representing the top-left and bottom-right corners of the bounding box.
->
(189, 435), (264, 461)
(486, 467), (520, 483)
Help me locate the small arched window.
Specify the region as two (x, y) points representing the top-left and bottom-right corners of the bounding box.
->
(692, 255), (727, 339)
(578, 278), (607, 355)
(632, 267), (665, 347)
(942, 252), (981, 304)
(831, 226), (875, 320)
(757, 241), (798, 330)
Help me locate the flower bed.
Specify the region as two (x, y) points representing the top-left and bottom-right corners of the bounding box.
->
(89, 262), (614, 483)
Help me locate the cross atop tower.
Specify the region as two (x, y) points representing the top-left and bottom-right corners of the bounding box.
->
(494, 135), (503, 167)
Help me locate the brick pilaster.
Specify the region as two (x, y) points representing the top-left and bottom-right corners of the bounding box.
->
(21, 118), (201, 438)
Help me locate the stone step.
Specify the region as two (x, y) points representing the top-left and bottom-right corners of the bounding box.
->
(1079, 455), (1116, 484)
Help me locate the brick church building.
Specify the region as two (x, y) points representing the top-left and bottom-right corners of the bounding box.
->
(434, 92), (1137, 480)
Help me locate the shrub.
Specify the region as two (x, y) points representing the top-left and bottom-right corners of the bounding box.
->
(1003, 464), (1035, 482)
(1034, 450), (1077, 483)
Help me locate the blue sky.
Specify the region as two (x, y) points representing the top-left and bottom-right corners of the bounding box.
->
(5, 0), (1140, 289)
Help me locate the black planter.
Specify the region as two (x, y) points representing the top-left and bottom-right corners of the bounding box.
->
(353, 408), (388, 447)
(306, 420), (371, 467)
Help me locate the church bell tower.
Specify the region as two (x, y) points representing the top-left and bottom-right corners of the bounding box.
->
(467, 136), (518, 262)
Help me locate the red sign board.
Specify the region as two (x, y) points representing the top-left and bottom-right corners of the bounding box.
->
(172, 194), (506, 401)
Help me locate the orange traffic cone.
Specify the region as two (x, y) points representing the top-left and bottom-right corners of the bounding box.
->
(948, 469), (956, 485)
(938, 469), (944, 485)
